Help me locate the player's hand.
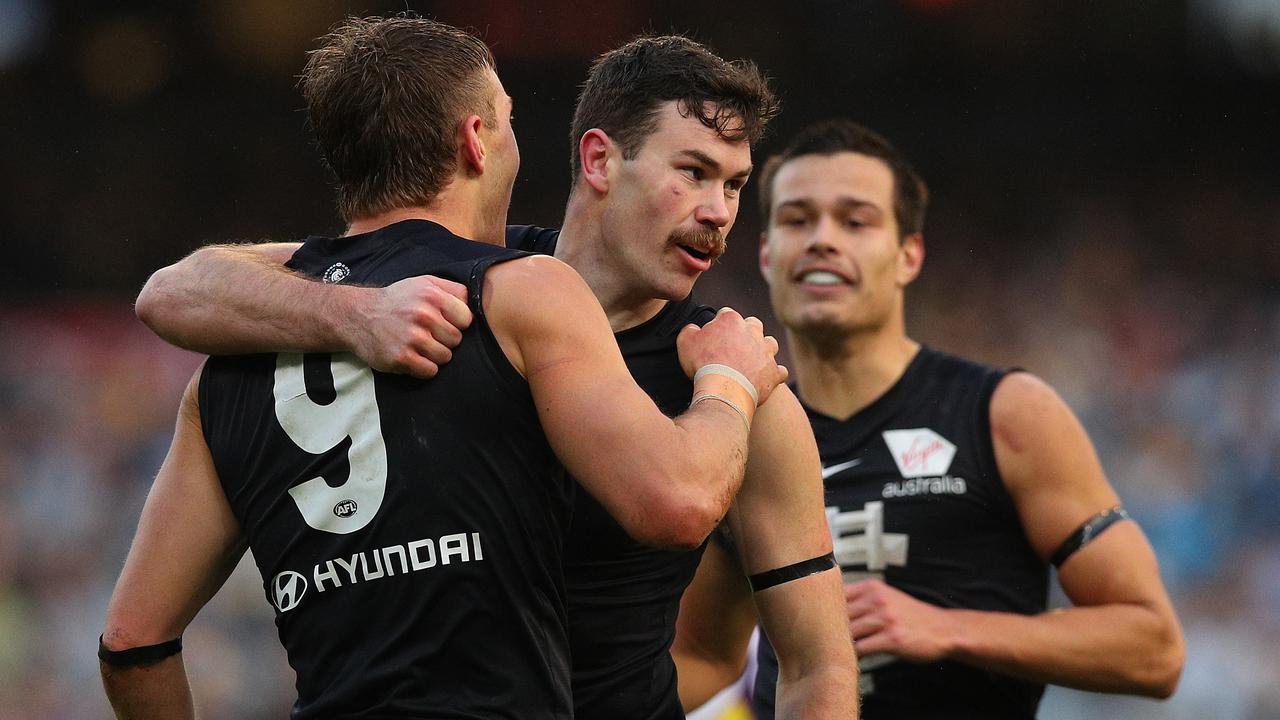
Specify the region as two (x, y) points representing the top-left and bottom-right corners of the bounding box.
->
(845, 578), (956, 662)
(348, 275), (473, 378)
(676, 307), (788, 406)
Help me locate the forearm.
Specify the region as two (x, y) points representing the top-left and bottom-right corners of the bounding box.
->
(668, 398), (751, 488)
(775, 666), (861, 720)
(101, 655), (196, 720)
(538, 369), (756, 549)
(609, 399), (752, 548)
(502, 259), (778, 549)
(948, 602), (1182, 697)
(136, 244), (364, 354)
(759, 568), (860, 718)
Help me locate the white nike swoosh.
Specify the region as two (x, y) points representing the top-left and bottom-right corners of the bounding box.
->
(821, 458), (863, 480)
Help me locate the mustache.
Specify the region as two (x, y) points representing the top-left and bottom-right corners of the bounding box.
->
(669, 225), (727, 259)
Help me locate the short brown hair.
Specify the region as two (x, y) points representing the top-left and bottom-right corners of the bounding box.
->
(569, 35), (779, 181)
(759, 120), (929, 239)
(300, 16), (496, 222)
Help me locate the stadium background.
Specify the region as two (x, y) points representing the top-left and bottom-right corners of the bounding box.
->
(1, 0), (1277, 717)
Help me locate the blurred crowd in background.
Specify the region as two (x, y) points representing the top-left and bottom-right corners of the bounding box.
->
(1, 1), (1277, 717)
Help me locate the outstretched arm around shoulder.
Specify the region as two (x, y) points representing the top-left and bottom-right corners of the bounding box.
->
(484, 254), (787, 550)
(136, 242), (472, 377)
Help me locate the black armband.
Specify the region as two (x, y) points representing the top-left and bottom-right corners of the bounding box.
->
(1050, 506), (1131, 568)
(749, 552), (837, 592)
(98, 635), (183, 667)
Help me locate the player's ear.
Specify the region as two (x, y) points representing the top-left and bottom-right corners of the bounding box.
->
(578, 129), (613, 193)
(897, 232), (924, 287)
(459, 114), (487, 176)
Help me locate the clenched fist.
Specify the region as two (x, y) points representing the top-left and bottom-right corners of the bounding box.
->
(676, 307), (788, 407)
(347, 275), (473, 378)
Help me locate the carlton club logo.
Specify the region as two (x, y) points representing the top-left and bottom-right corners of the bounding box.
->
(882, 428), (956, 478)
(271, 570), (308, 613)
(322, 263), (351, 284)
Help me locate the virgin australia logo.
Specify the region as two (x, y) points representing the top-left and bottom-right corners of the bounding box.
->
(271, 570), (308, 613)
(882, 428), (956, 478)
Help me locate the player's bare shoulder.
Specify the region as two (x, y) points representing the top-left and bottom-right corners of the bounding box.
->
(989, 371), (1081, 458)
(481, 254), (608, 376)
(483, 254), (588, 303)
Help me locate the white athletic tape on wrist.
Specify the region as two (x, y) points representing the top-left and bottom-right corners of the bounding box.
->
(694, 363), (759, 405)
(692, 393), (751, 433)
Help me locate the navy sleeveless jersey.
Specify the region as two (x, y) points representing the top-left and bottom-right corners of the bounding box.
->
(200, 220), (573, 719)
(753, 347), (1047, 720)
(508, 225), (717, 720)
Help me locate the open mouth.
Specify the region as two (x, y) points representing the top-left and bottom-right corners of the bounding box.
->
(679, 244), (712, 262)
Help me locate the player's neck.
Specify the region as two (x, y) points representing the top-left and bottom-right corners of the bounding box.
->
(345, 190), (504, 246)
(789, 324), (920, 421)
(556, 199), (669, 333)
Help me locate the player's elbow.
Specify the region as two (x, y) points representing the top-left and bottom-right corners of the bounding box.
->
(101, 615), (170, 655)
(135, 265), (184, 337)
(634, 514), (715, 551)
(1118, 611), (1184, 699)
(625, 485), (721, 551)
(1131, 655), (1182, 700)
(134, 269), (167, 328)
(1138, 623), (1185, 699)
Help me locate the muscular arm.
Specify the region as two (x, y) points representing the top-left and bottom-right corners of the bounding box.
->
(486, 256), (782, 550)
(848, 372), (1184, 698)
(100, 371), (248, 719)
(675, 388), (859, 717)
(136, 243), (471, 377)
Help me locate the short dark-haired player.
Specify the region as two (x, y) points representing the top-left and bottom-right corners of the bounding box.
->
(673, 119), (1186, 718)
(98, 18), (790, 719)
(132, 35), (859, 719)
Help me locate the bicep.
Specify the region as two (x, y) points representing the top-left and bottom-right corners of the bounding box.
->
(485, 258), (677, 502)
(992, 372), (1169, 607)
(104, 371), (246, 645)
(728, 386), (832, 574)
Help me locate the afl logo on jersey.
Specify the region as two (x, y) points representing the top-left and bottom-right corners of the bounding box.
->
(322, 262), (351, 284)
(333, 499), (358, 518)
(271, 571), (308, 613)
